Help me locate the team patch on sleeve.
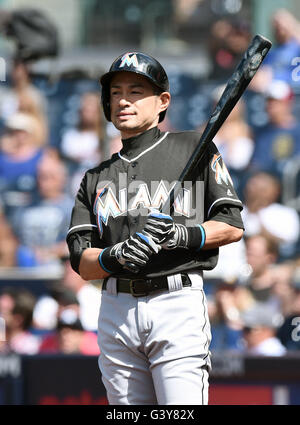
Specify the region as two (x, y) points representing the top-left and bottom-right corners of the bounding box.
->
(211, 154), (233, 186)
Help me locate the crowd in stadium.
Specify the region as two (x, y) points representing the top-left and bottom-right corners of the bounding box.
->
(0, 7), (300, 357)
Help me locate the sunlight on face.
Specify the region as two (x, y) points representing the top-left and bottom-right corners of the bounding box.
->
(110, 72), (170, 139)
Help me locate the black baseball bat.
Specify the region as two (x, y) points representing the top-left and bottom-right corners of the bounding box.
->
(161, 34), (272, 215)
(125, 34), (272, 273)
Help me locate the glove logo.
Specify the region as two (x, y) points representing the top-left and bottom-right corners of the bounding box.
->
(120, 52), (139, 68)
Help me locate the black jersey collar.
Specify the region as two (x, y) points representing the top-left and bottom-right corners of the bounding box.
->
(119, 127), (168, 162)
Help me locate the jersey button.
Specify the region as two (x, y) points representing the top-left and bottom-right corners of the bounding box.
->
(131, 175), (137, 180)
(131, 161), (138, 168)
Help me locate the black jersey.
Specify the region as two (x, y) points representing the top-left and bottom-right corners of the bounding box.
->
(67, 126), (244, 278)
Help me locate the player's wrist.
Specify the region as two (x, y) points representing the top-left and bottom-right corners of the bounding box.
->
(98, 244), (123, 274)
(163, 223), (206, 250)
(184, 224), (206, 250)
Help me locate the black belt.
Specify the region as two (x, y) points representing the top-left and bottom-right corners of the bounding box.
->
(102, 274), (192, 297)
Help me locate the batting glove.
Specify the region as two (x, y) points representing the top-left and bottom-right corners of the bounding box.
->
(98, 232), (161, 274)
(144, 211), (206, 251)
(143, 211), (176, 244)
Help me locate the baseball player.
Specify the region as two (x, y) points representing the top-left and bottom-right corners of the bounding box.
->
(66, 52), (244, 405)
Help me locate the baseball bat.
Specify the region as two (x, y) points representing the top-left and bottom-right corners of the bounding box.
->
(161, 34), (272, 215)
(125, 34), (272, 273)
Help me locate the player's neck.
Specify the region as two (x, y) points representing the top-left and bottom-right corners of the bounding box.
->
(120, 123), (159, 140)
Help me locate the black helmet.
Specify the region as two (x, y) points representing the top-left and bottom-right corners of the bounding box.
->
(100, 52), (169, 123)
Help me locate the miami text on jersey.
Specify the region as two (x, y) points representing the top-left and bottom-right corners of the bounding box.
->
(93, 179), (203, 233)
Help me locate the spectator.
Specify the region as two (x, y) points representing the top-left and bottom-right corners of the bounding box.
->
(0, 287), (41, 354)
(32, 285), (78, 331)
(213, 91), (254, 173)
(0, 203), (18, 267)
(204, 238), (248, 284)
(18, 86), (48, 148)
(0, 59), (48, 138)
(60, 92), (103, 167)
(208, 282), (245, 351)
(241, 303), (286, 356)
(11, 151), (73, 267)
(261, 9), (300, 85)
(0, 112), (45, 220)
(272, 262), (297, 317)
(250, 80), (300, 179)
(61, 260), (101, 332)
(212, 85), (254, 196)
(277, 268), (300, 350)
(208, 18), (252, 81)
(39, 307), (99, 355)
(243, 234), (281, 310)
(242, 171), (300, 259)
(60, 92), (105, 196)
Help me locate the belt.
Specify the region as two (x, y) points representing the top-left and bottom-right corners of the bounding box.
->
(102, 274), (192, 297)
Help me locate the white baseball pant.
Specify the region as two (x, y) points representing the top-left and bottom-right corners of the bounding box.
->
(97, 272), (211, 405)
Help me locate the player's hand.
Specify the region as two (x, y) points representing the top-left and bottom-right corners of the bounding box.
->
(143, 210), (206, 251)
(116, 232), (161, 268)
(162, 223), (189, 250)
(99, 233), (161, 275)
(143, 211), (188, 249)
(143, 211), (176, 244)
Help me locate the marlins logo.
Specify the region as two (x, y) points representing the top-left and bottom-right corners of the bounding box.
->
(120, 52), (139, 68)
(211, 154), (233, 185)
(93, 184), (127, 238)
(93, 180), (193, 236)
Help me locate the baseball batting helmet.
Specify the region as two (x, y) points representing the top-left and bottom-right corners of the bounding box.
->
(100, 52), (169, 123)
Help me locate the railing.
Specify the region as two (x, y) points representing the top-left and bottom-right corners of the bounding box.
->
(1, 352), (300, 405)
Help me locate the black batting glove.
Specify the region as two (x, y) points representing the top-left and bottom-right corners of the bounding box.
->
(143, 211), (176, 244)
(98, 232), (161, 274)
(144, 210), (206, 251)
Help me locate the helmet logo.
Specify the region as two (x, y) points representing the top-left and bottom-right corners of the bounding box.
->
(120, 53), (139, 68)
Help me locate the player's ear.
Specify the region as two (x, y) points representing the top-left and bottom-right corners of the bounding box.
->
(159, 91), (171, 113)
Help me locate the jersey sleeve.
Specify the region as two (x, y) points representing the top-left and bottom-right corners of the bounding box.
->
(209, 204), (244, 229)
(202, 142), (243, 220)
(67, 172), (98, 241)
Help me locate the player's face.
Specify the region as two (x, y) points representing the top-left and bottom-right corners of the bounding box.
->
(109, 72), (170, 139)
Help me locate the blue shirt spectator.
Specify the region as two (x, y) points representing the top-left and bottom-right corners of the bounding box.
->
(250, 80), (300, 178)
(0, 113), (45, 221)
(11, 151), (73, 267)
(262, 9), (300, 86)
(252, 122), (300, 176)
(263, 38), (300, 85)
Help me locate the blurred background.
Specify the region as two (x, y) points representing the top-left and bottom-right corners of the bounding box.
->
(0, 0), (300, 405)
